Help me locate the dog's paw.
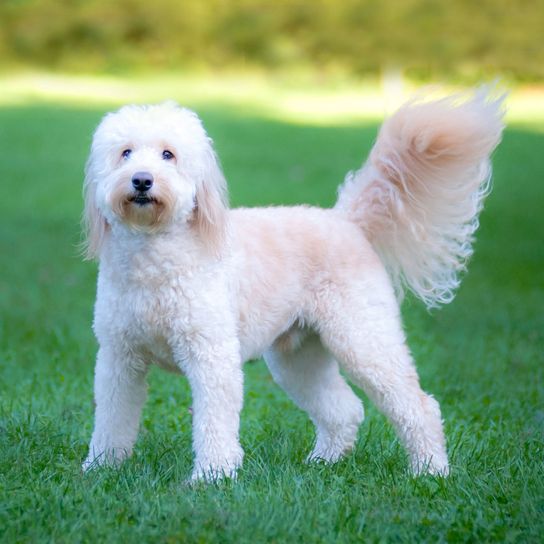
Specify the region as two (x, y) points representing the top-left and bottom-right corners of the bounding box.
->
(81, 455), (113, 472)
(81, 447), (128, 472)
(307, 436), (354, 464)
(81, 457), (97, 472)
(411, 454), (450, 477)
(189, 465), (238, 485)
(189, 453), (242, 484)
(306, 448), (346, 465)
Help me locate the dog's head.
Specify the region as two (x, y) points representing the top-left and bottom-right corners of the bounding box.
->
(83, 102), (227, 259)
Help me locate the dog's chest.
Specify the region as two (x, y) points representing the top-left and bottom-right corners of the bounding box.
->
(126, 289), (178, 337)
(96, 273), (198, 369)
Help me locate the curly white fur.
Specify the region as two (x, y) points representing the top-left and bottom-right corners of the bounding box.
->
(82, 91), (504, 481)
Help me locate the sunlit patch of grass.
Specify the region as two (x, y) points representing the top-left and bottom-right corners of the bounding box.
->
(0, 72), (385, 125)
(2, 71), (544, 128)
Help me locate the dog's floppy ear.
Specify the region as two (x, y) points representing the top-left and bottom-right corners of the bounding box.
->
(81, 153), (108, 260)
(193, 144), (229, 254)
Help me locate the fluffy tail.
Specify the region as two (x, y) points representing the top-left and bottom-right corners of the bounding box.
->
(336, 88), (505, 308)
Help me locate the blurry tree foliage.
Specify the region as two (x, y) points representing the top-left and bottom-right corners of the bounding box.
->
(0, 0), (542, 80)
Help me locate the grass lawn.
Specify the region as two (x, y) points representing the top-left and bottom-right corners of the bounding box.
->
(0, 77), (543, 542)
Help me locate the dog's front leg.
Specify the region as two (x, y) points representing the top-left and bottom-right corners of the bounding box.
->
(174, 335), (244, 482)
(83, 345), (148, 470)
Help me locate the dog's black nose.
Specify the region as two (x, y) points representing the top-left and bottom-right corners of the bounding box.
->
(131, 171), (154, 192)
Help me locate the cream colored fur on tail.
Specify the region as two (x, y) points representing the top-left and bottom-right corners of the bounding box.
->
(82, 88), (504, 482)
(337, 89), (504, 307)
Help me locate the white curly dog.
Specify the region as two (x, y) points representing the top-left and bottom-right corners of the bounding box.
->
(82, 89), (503, 481)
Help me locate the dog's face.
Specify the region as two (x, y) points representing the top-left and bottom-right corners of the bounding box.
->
(83, 102), (227, 258)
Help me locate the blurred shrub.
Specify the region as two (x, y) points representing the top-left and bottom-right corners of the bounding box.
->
(0, 0), (542, 81)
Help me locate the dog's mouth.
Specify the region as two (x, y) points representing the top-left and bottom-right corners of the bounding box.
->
(129, 193), (156, 206)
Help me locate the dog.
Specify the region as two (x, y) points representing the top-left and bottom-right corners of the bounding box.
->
(81, 89), (504, 481)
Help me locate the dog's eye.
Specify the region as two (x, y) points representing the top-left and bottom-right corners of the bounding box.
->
(122, 149), (132, 159)
(162, 150), (175, 161)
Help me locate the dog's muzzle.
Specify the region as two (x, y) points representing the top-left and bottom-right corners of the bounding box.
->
(130, 171), (155, 205)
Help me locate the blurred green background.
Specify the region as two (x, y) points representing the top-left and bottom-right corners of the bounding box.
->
(1, 0), (543, 82)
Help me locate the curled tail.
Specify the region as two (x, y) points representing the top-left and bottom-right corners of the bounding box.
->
(336, 88), (505, 308)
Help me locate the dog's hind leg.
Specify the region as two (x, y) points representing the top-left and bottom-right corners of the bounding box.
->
(264, 333), (364, 463)
(315, 279), (449, 476)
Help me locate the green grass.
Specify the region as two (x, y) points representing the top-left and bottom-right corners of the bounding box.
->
(1, 93), (543, 543)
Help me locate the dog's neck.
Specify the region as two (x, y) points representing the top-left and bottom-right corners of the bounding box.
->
(98, 220), (219, 285)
